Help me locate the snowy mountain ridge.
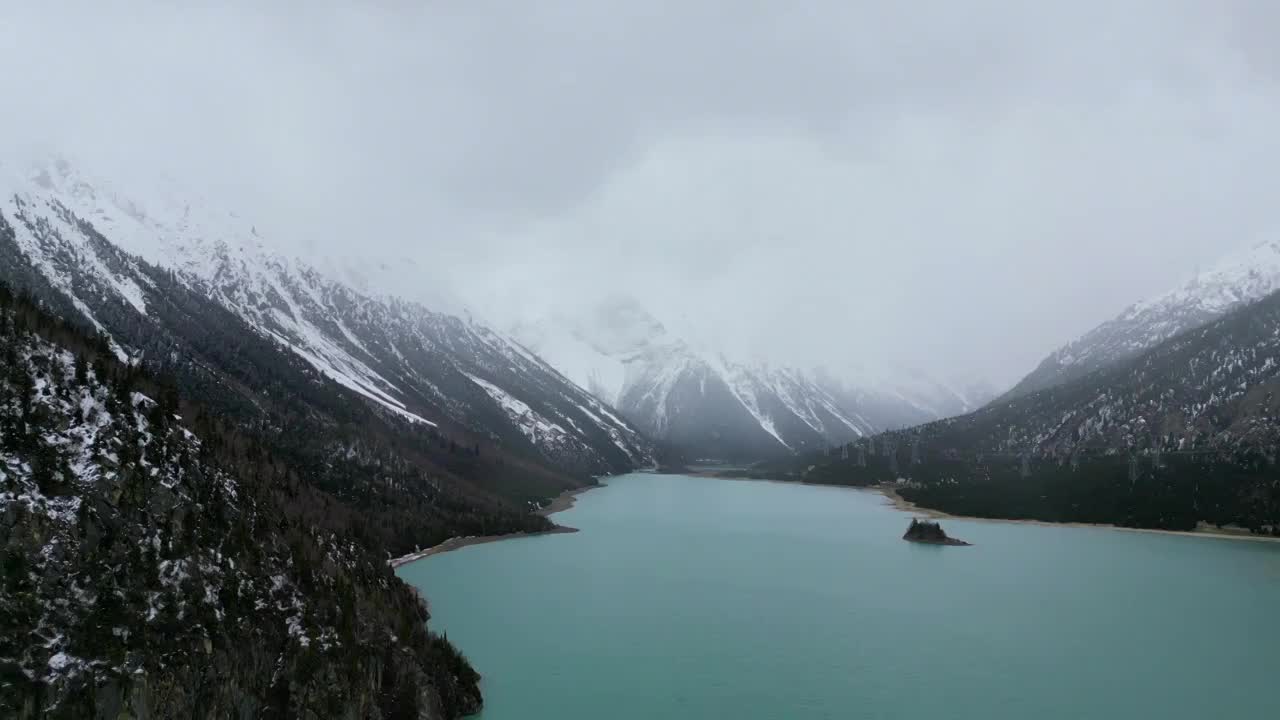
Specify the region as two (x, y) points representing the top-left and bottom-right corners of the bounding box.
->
(513, 298), (996, 461)
(1005, 238), (1280, 399)
(0, 154), (652, 474)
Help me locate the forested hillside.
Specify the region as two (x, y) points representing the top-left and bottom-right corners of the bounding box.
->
(763, 289), (1280, 534)
(0, 284), (481, 718)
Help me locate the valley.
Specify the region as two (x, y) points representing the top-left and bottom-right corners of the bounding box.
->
(7, 5), (1280, 719)
(5, 153), (1280, 719)
(5, 155), (1280, 718)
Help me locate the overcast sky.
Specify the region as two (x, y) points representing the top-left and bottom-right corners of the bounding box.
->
(4, 1), (1280, 387)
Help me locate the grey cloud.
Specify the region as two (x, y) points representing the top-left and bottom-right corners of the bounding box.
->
(3, 1), (1280, 386)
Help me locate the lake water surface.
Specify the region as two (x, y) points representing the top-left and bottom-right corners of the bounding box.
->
(397, 473), (1280, 719)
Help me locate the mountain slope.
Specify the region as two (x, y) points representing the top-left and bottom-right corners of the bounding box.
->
(774, 288), (1280, 534)
(0, 287), (479, 718)
(513, 298), (995, 461)
(0, 157), (651, 519)
(1005, 240), (1280, 399)
(0, 156), (651, 477)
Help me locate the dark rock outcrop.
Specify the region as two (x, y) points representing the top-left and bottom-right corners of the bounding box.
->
(903, 518), (971, 546)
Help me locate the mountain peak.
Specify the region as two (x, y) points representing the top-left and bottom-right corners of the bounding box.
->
(1005, 236), (1280, 400)
(3, 151), (475, 319)
(1126, 237), (1280, 319)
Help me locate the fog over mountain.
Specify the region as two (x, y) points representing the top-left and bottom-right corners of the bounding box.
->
(8, 5), (1280, 717)
(4, 1), (1280, 388)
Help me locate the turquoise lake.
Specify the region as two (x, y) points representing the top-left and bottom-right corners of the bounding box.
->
(397, 473), (1280, 719)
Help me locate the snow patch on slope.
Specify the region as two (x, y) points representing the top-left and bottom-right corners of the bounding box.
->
(464, 373), (570, 446)
(704, 353), (790, 449)
(3, 153), (653, 472)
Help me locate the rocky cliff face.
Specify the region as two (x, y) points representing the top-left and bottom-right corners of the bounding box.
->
(0, 288), (478, 718)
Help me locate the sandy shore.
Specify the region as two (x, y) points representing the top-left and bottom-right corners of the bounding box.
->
(389, 526), (579, 568)
(534, 483), (599, 517)
(390, 483), (603, 568)
(873, 484), (1280, 544)
(692, 472), (1280, 544)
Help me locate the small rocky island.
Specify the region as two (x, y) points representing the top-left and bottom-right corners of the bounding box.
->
(903, 518), (971, 546)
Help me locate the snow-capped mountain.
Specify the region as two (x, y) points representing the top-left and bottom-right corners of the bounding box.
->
(513, 298), (995, 461)
(1005, 239), (1280, 399)
(0, 155), (651, 477)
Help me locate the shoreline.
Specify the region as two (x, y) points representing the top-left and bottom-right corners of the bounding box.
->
(533, 483), (599, 517)
(390, 483), (604, 568)
(699, 472), (1280, 545)
(390, 471), (1280, 568)
(874, 484), (1280, 544)
(389, 526), (579, 568)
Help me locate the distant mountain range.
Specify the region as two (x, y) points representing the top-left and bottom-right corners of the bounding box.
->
(0, 152), (997, 472)
(512, 298), (997, 462)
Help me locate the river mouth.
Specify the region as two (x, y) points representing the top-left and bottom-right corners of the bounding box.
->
(398, 472), (1280, 720)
